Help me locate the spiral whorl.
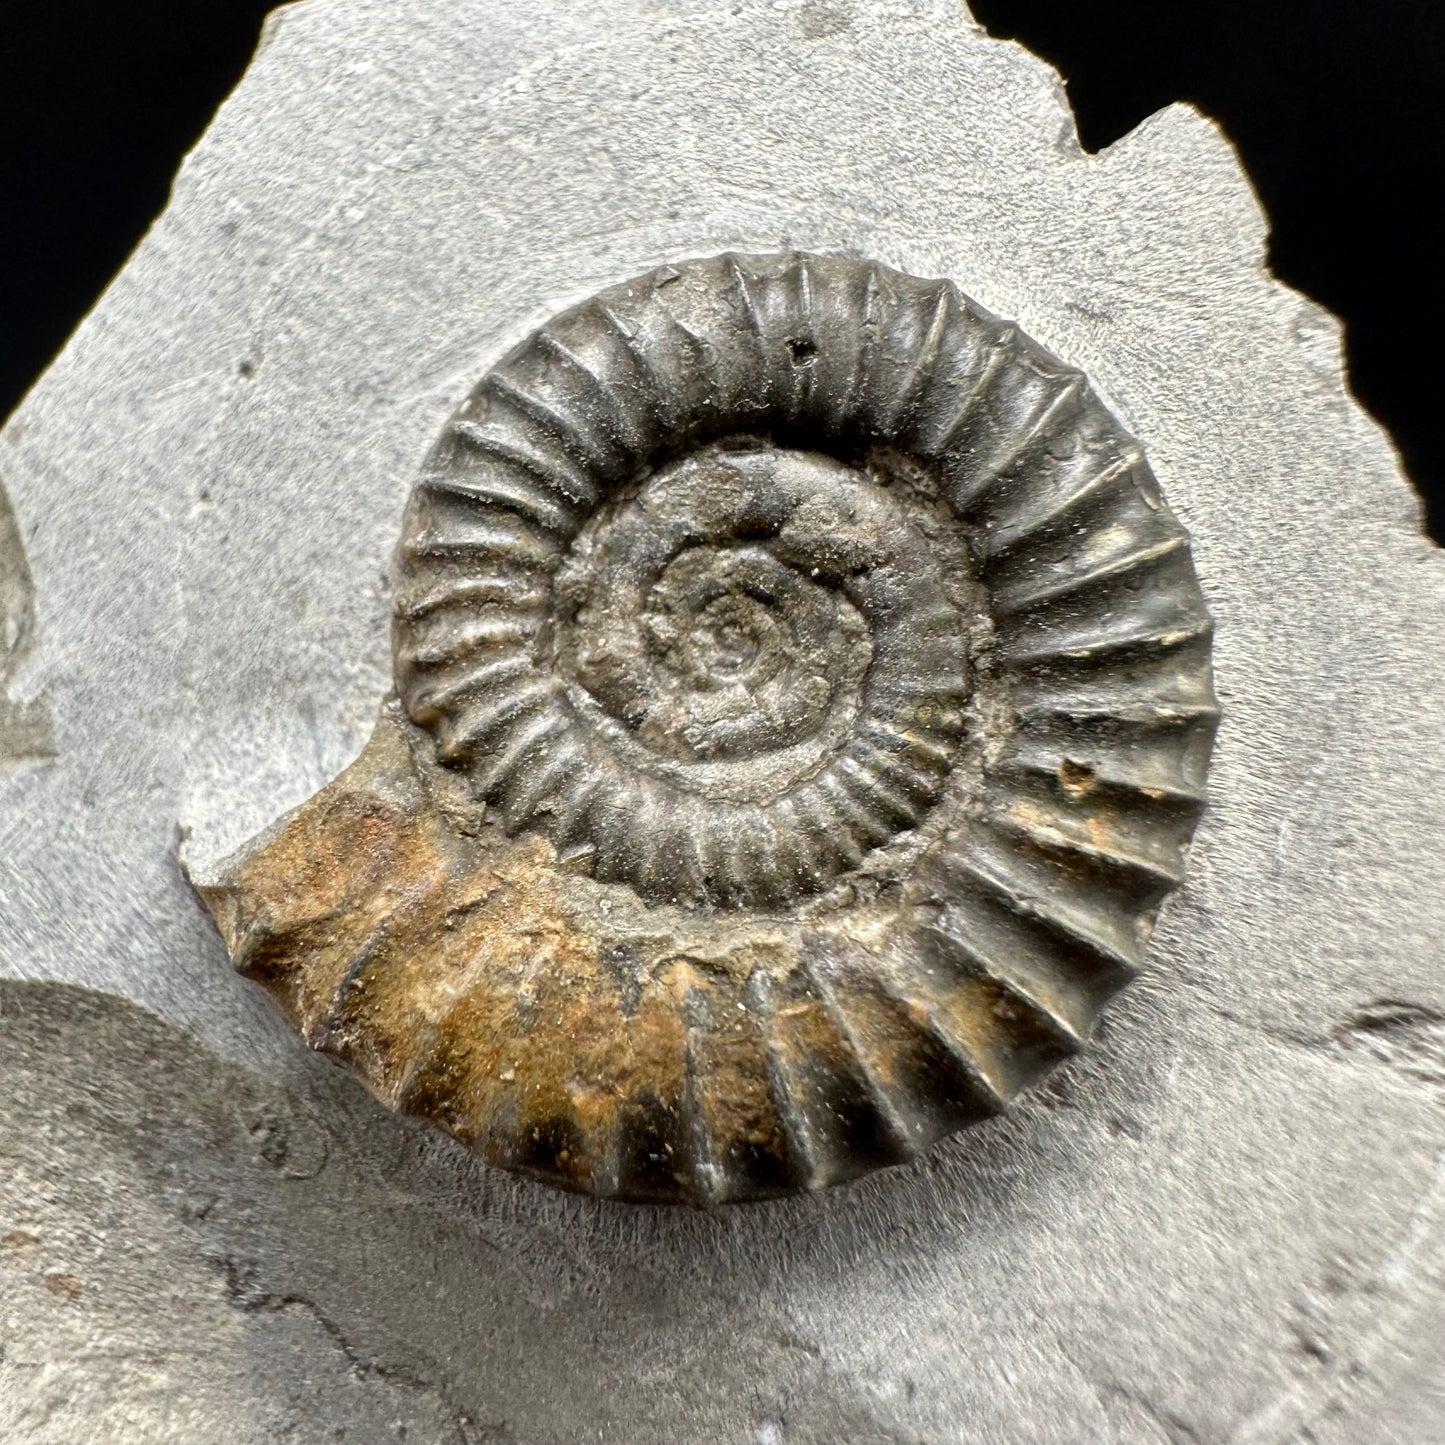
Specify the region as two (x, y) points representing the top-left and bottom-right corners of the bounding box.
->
(396, 252), (1199, 913)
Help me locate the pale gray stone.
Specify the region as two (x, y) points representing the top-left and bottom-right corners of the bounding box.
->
(0, 481), (52, 771)
(0, 0), (1443, 1440)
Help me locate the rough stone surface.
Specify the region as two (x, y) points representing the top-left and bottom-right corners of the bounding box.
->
(1, 0), (1443, 1439)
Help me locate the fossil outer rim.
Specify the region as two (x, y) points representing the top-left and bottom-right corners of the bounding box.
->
(216, 252), (1218, 1205)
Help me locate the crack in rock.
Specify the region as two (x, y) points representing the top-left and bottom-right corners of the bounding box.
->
(1199, 996), (1445, 1092)
(1331, 1002), (1445, 1087)
(215, 1256), (504, 1444)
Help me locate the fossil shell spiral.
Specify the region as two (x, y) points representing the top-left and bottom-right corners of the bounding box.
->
(203, 252), (1218, 1204)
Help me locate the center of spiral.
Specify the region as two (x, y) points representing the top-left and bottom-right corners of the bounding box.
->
(646, 551), (784, 689)
(628, 538), (857, 764)
(697, 607), (757, 673)
(680, 594), (771, 679)
(554, 444), (895, 794)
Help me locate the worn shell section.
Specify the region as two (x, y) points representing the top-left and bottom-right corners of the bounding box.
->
(200, 253), (1218, 1205)
(199, 703), (1170, 1204)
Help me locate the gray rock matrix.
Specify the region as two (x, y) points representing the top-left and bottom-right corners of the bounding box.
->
(1, 0), (1442, 1440)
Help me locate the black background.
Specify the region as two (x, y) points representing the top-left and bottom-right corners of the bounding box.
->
(2, 1), (1442, 539)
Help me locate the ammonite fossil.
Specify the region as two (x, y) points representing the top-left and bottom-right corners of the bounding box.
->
(200, 252), (1218, 1204)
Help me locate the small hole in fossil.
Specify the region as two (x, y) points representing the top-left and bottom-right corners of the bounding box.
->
(786, 337), (817, 367)
(1058, 757), (1098, 796)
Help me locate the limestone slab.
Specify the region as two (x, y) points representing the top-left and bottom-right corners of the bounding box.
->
(2, 0), (1443, 1439)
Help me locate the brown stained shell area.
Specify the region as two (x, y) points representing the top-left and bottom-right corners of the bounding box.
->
(200, 253), (1218, 1205)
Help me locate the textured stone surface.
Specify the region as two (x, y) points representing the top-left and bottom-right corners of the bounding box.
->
(1, 0), (1443, 1438)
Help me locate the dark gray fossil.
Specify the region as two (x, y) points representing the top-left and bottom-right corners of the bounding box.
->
(200, 252), (1218, 1204)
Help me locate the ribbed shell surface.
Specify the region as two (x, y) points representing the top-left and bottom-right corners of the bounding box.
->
(240, 252), (1219, 1203)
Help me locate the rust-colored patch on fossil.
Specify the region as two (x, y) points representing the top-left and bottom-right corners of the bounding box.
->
(204, 708), (824, 1200)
